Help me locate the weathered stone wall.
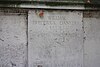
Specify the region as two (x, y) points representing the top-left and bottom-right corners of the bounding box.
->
(0, 9), (100, 67)
(0, 12), (27, 67)
(83, 11), (100, 67)
(28, 10), (83, 67)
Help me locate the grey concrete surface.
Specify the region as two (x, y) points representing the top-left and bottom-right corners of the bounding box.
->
(28, 10), (83, 67)
(83, 12), (100, 67)
(0, 9), (100, 67)
(0, 12), (27, 67)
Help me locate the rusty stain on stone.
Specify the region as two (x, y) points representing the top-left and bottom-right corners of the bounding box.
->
(35, 10), (44, 18)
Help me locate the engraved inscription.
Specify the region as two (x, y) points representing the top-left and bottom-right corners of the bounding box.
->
(32, 21), (77, 25)
(28, 11), (83, 67)
(48, 16), (66, 20)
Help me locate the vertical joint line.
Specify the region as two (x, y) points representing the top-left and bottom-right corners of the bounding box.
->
(82, 11), (85, 67)
(26, 11), (29, 67)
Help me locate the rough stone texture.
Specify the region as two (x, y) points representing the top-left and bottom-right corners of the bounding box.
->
(1, 9), (100, 67)
(83, 11), (100, 67)
(0, 12), (27, 67)
(28, 10), (83, 67)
